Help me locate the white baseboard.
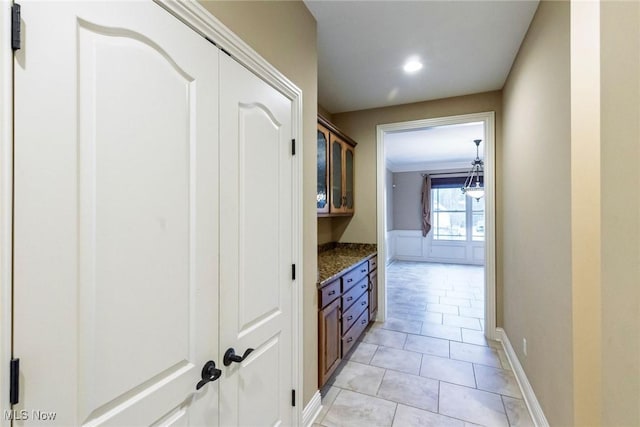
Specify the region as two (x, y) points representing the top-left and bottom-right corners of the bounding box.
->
(302, 390), (322, 427)
(495, 327), (549, 427)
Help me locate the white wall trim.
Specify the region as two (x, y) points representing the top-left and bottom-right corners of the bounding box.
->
(155, 0), (301, 102)
(496, 328), (549, 427)
(302, 390), (322, 427)
(0, 1), (13, 424)
(376, 111), (496, 340)
(153, 2), (305, 423)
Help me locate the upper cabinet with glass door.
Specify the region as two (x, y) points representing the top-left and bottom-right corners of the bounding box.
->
(318, 115), (357, 216)
(317, 124), (330, 214)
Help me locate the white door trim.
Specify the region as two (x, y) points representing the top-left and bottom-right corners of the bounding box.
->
(0, 2), (13, 425)
(154, 1), (305, 423)
(376, 111), (497, 340)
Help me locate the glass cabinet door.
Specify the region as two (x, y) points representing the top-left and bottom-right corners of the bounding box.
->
(331, 139), (343, 211)
(317, 126), (329, 213)
(345, 146), (354, 211)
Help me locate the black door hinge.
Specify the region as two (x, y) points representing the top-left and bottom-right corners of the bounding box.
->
(10, 358), (19, 405)
(292, 264), (296, 281)
(291, 139), (296, 155)
(12, 3), (21, 51)
(291, 389), (296, 407)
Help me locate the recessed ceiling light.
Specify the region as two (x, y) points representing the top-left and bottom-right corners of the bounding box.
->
(403, 59), (423, 74)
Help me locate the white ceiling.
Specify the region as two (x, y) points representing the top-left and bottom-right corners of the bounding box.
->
(304, 0), (539, 113)
(385, 121), (485, 172)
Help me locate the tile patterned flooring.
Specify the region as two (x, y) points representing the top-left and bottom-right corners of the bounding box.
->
(315, 261), (534, 427)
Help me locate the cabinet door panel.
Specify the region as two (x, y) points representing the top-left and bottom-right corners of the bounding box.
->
(369, 270), (378, 320)
(318, 298), (342, 387)
(345, 145), (354, 212)
(317, 125), (330, 214)
(330, 136), (344, 212)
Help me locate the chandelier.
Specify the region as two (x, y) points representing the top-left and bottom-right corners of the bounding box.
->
(461, 139), (484, 200)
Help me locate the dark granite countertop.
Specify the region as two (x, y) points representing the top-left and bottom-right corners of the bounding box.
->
(317, 243), (377, 287)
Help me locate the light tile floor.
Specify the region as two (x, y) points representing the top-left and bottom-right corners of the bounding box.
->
(315, 261), (535, 427)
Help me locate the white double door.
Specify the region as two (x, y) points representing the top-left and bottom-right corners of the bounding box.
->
(12, 2), (294, 425)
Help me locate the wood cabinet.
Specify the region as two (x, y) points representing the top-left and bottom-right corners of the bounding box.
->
(318, 296), (342, 386)
(317, 124), (330, 214)
(369, 262), (378, 320)
(318, 116), (356, 216)
(318, 255), (378, 388)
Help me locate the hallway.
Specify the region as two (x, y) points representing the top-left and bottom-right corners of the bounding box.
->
(315, 262), (534, 427)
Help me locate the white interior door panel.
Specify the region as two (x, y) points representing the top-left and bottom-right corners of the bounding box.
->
(13, 2), (219, 425)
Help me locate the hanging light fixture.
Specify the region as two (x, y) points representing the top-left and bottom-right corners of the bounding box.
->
(461, 139), (484, 200)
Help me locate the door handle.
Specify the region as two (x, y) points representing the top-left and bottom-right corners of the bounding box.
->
(196, 360), (222, 390)
(223, 347), (254, 366)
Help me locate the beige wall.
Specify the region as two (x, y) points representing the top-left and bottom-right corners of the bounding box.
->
(197, 1), (319, 406)
(600, 1), (640, 424)
(332, 91), (502, 242)
(331, 91), (503, 323)
(502, 2), (573, 425)
(392, 172), (422, 230)
(318, 104), (333, 121)
(317, 218), (333, 245)
(570, 1), (602, 423)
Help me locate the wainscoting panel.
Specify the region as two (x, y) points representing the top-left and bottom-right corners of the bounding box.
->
(387, 230), (484, 265)
(394, 232), (424, 259)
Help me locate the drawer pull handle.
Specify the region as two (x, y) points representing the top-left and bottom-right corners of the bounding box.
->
(361, 269), (366, 273)
(346, 337), (353, 343)
(361, 319), (367, 325)
(347, 278), (353, 283)
(347, 296), (353, 302)
(328, 290), (336, 296)
(347, 315), (353, 321)
(361, 283), (367, 289)
(361, 301), (366, 306)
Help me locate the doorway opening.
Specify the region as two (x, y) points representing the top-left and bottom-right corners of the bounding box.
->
(375, 112), (496, 340)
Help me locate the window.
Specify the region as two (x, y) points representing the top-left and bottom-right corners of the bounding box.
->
(431, 177), (484, 242)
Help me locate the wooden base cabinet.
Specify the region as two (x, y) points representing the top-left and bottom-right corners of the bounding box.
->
(318, 257), (376, 388)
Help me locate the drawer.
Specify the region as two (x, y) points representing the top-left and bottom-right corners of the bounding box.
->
(341, 291), (368, 333)
(342, 277), (368, 310)
(342, 309), (369, 357)
(368, 256), (378, 272)
(319, 279), (340, 309)
(342, 261), (369, 292)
